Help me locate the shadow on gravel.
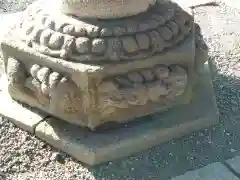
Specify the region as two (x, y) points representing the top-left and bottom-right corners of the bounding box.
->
(86, 59), (240, 180)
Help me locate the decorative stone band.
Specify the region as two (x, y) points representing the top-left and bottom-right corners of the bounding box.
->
(6, 57), (82, 114)
(5, 57), (187, 121)
(98, 64), (187, 116)
(60, 0), (156, 19)
(26, 64), (70, 97)
(21, 1), (193, 62)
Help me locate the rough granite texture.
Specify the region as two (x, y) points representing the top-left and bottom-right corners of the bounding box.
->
(0, 0), (208, 130)
(0, 60), (218, 166)
(1, 0), (240, 180)
(0, 76), (46, 133)
(33, 63), (218, 165)
(60, 0), (156, 19)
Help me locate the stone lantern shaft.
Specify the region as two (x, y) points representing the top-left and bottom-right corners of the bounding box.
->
(60, 0), (157, 19)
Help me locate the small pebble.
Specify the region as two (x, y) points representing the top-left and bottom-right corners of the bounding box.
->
(50, 152), (65, 164)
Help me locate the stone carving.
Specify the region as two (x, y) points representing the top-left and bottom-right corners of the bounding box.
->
(21, 1), (193, 62)
(98, 64), (187, 118)
(6, 57), (83, 118)
(1, 0), (208, 131)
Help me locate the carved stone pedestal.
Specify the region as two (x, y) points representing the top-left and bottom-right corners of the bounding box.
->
(0, 63), (219, 165)
(0, 0), (218, 165)
(0, 0), (209, 131)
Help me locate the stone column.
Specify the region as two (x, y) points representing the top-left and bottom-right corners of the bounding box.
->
(60, 0), (157, 19)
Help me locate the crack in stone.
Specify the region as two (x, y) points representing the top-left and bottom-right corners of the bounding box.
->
(32, 115), (51, 135)
(223, 161), (240, 179)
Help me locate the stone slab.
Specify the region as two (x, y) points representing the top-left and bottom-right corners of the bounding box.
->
(34, 63), (219, 165)
(226, 156), (240, 174)
(0, 74), (47, 133)
(171, 162), (239, 180)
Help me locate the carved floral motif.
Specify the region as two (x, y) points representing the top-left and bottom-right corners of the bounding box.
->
(98, 65), (187, 117)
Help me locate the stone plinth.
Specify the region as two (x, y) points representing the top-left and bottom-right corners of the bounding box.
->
(0, 0), (209, 131)
(0, 63), (219, 165)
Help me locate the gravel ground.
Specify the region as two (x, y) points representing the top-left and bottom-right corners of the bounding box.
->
(0, 0), (35, 12)
(1, 1), (240, 180)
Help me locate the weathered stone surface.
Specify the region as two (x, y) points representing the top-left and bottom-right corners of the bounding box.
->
(34, 64), (219, 165)
(60, 0), (156, 19)
(1, 36), (197, 130)
(226, 156), (240, 174)
(0, 74), (47, 133)
(11, 0), (195, 62)
(0, 0), (209, 130)
(171, 162), (238, 180)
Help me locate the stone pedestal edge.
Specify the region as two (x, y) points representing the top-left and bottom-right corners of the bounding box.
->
(0, 62), (219, 165)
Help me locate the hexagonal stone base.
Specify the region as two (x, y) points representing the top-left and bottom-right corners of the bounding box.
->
(0, 63), (219, 166)
(0, 74), (47, 134)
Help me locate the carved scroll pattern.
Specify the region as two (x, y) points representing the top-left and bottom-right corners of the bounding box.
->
(98, 64), (188, 116)
(27, 64), (82, 114)
(6, 58), (82, 114)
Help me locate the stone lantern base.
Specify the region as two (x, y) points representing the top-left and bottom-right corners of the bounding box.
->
(0, 63), (219, 165)
(1, 0), (210, 131)
(0, 0), (219, 165)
